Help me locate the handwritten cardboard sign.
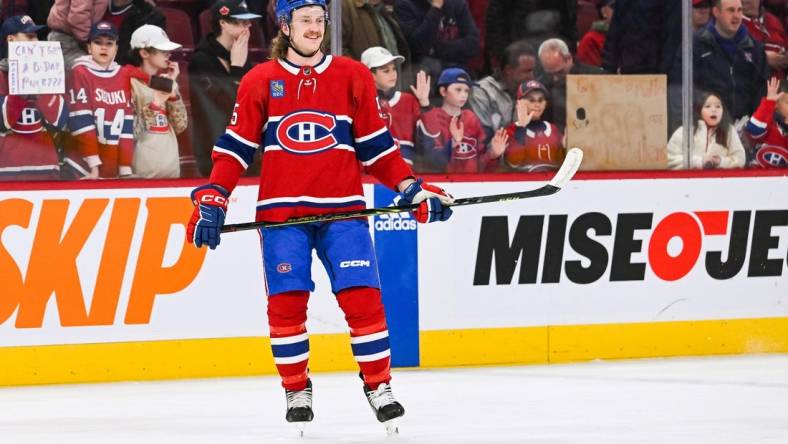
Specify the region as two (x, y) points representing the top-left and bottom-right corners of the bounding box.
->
(566, 75), (668, 170)
(7, 41), (65, 95)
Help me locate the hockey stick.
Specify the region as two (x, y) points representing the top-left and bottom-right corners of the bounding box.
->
(221, 147), (583, 233)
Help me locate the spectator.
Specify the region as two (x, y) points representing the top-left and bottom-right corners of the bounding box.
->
(694, 0), (768, 122)
(361, 46), (430, 165)
(394, 0), (480, 88)
(112, 0), (167, 66)
(468, 39), (536, 144)
(577, 0), (615, 67)
(694, 0), (712, 31)
(537, 38), (603, 130)
(485, 0), (577, 68)
(602, 0), (681, 75)
(0, 15), (68, 181)
(47, 0), (109, 68)
(189, 0), (260, 177)
(491, 80), (564, 172)
(667, 90), (745, 169)
(65, 21), (141, 178)
(742, 0), (788, 79)
(416, 67), (492, 172)
(342, 0), (410, 64)
(128, 24), (187, 178)
(745, 77), (788, 167)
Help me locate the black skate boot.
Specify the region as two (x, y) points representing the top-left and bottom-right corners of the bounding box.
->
(363, 381), (405, 434)
(285, 379), (313, 437)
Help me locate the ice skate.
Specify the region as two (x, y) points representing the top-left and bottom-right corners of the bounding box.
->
(363, 382), (405, 435)
(285, 379), (313, 437)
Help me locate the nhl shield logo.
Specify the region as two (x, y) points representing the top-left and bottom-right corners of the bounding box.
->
(270, 80), (285, 98)
(275, 110), (339, 154)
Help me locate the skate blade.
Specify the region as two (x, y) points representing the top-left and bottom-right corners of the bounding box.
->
(295, 422), (307, 438)
(383, 418), (399, 436)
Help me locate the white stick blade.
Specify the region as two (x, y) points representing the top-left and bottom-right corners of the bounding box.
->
(548, 147), (583, 189)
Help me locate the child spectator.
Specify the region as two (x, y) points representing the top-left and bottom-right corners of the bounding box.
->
(491, 80), (564, 172)
(361, 46), (430, 165)
(66, 21), (141, 178)
(745, 77), (788, 168)
(0, 15), (68, 181)
(667, 90), (746, 169)
(127, 24), (188, 178)
(577, 0), (615, 67)
(693, 0), (712, 32)
(416, 67), (492, 173)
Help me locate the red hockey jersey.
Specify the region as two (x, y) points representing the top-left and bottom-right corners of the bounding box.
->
(743, 14), (788, 79)
(66, 56), (140, 178)
(0, 71), (67, 180)
(745, 97), (788, 168)
(209, 55), (413, 222)
(377, 91), (420, 165)
(503, 120), (565, 172)
(417, 107), (489, 173)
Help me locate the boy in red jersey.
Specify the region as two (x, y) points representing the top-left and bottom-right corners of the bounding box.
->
(66, 21), (141, 178)
(185, 0), (454, 432)
(0, 15), (68, 181)
(360, 46), (431, 166)
(417, 67), (498, 173)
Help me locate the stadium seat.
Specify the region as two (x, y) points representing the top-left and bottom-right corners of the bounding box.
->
(161, 6), (196, 48)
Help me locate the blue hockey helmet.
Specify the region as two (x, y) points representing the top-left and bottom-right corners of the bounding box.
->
(275, 0), (329, 25)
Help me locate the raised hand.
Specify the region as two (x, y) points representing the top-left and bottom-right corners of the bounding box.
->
(767, 77), (783, 102)
(409, 70), (431, 107)
(516, 100), (535, 127)
(488, 128), (509, 159)
(449, 115), (464, 144)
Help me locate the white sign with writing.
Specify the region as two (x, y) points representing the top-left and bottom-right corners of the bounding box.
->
(7, 41), (65, 95)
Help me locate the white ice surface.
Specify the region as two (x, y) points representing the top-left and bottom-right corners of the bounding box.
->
(1, 354), (787, 444)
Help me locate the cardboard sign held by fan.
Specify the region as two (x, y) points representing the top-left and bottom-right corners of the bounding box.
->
(566, 75), (667, 170)
(7, 41), (65, 95)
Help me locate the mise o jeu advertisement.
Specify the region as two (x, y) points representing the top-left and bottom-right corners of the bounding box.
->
(417, 177), (788, 330)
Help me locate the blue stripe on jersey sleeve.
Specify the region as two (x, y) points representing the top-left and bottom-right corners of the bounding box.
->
(746, 120), (767, 138)
(350, 337), (390, 357)
(215, 132), (258, 166)
(68, 113), (94, 132)
(355, 130), (396, 163)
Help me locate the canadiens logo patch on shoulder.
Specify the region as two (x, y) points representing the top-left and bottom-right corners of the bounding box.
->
(270, 80), (285, 98)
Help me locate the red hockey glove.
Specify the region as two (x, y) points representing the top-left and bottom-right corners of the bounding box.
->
(187, 184), (230, 249)
(400, 179), (454, 223)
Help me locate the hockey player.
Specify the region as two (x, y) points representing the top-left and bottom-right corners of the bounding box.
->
(185, 0), (454, 434)
(360, 46), (431, 166)
(65, 21), (139, 178)
(0, 15), (68, 180)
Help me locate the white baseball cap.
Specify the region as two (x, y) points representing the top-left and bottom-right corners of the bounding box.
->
(361, 47), (405, 69)
(130, 24), (182, 51)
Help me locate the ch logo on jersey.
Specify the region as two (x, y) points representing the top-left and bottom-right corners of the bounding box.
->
(755, 144), (788, 168)
(276, 110), (339, 154)
(454, 136), (478, 160)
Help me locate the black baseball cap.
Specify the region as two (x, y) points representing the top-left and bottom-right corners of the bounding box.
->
(213, 0), (262, 21)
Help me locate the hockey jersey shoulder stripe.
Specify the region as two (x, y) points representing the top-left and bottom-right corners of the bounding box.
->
(214, 132), (259, 168)
(227, 128), (260, 149)
(355, 129), (397, 163)
(360, 144), (398, 166)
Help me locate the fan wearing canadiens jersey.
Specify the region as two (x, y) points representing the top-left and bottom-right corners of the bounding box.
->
(0, 15), (68, 181)
(65, 21), (141, 179)
(745, 77), (788, 168)
(496, 80), (565, 172)
(360, 46), (431, 166)
(185, 0), (454, 432)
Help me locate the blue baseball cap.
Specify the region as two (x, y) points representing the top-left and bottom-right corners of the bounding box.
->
(436, 67), (478, 88)
(88, 21), (118, 42)
(1, 15), (46, 39)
